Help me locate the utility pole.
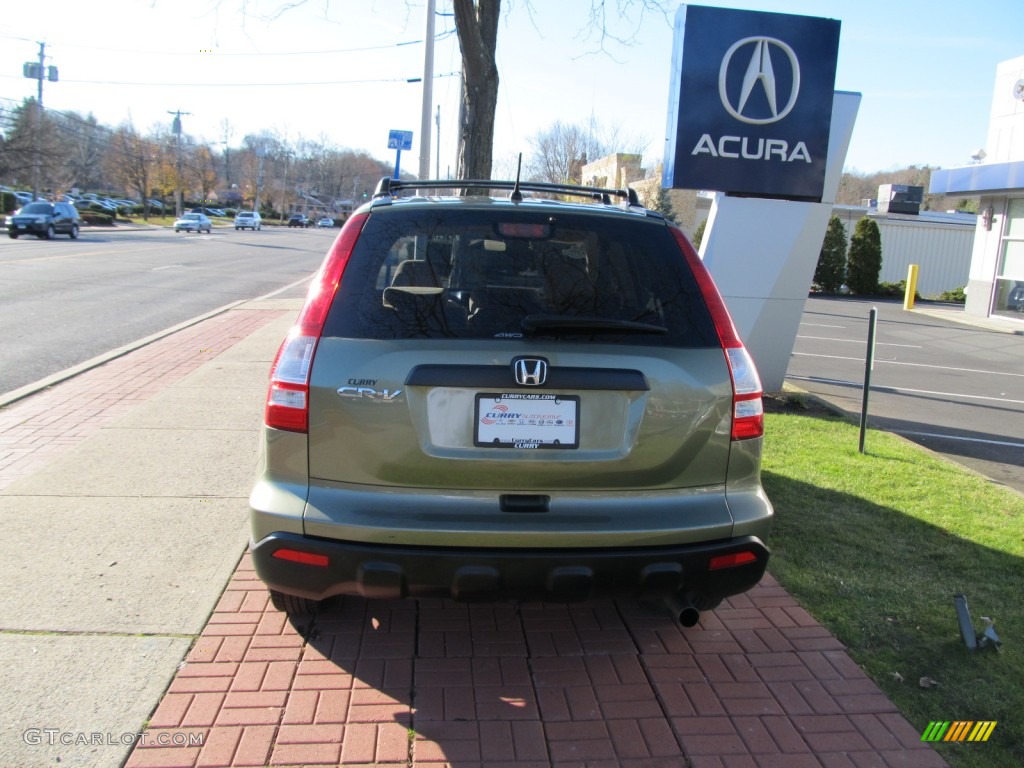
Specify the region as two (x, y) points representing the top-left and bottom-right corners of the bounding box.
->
(167, 109), (191, 217)
(418, 0), (435, 180)
(32, 43), (44, 201)
(254, 145), (266, 214)
(22, 41), (57, 201)
(435, 104), (441, 179)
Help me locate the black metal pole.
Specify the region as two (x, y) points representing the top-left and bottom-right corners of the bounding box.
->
(859, 307), (877, 454)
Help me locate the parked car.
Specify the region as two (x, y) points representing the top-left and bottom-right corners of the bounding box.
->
(174, 212), (212, 233)
(249, 177), (772, 621)
(190, 207), (225, 217)
(7, 201), (81, 239)
(234, 211), (261, 230)
(287, 214), (310, 228)
(1006, 281), (1024, 312)
(316, 217), (334, 228)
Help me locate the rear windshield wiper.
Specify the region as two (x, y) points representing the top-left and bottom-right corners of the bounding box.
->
(521, 314), (668, 335)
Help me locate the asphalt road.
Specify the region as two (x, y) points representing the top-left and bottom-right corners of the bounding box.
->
(786, 296), (1024, 495)
(4, 233), (1021, 496)
(0, 224), (331, 396)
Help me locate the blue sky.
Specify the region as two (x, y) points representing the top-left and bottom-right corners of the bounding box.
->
(1, 0), (1021, 177)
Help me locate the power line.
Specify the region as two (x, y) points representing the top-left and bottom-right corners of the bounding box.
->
(16, 72), (460, 88)
(0, 31), (455, 58)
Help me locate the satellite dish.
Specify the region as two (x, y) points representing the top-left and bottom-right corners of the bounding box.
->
(1014, 79), (1024, 101)
(971, 148), (987, 163)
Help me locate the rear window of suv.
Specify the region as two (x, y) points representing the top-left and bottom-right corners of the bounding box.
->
(20, 203), (53, 214)
(322, 207), (719, 347)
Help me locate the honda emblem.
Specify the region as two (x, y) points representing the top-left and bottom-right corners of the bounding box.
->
(513, 357), (548, 387)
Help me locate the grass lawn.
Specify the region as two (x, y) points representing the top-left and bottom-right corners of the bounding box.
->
(762, 395), (1023, 767)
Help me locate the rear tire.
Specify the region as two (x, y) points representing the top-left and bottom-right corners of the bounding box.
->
(69, 224), (79, 239)
(8, 233), (17, 239)
(269, 590), (319, 614)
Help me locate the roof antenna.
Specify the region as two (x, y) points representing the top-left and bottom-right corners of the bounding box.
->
(510, 153), (523, 202)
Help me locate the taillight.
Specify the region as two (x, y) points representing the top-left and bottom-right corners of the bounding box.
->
(727, 347), (764, 440)
(264, 213), (368, 433)
(709, 551), (759, 570)
(671, 227), (764, 440)
(271, 548), (329, 567)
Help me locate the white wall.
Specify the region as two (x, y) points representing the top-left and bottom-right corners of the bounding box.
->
(875, 218), (975, 296)
(832, 207), (975, 297)
(986, 56), (1024, 164)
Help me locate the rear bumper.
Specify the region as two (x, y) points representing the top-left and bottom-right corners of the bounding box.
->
(8, 221), (47, 234)
(250, 531), (769, 603)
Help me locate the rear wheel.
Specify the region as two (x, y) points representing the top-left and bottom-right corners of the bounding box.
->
(69, 224), (79, 239)
(8, 233), (17, 239)
(269, 590), (319, 614)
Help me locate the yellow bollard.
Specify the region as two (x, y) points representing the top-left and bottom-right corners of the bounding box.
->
(904, 264), (919, 310)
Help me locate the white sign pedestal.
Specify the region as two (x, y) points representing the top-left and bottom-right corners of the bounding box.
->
(699, 91), (861, 392)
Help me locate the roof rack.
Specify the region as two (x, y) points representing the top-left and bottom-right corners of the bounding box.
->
(373, 177), (642, 207)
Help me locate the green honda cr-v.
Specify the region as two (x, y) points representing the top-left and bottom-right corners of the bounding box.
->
(249, 178), (773, 624)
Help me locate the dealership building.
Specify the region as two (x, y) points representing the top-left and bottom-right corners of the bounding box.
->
(930, 55), (1024, 322)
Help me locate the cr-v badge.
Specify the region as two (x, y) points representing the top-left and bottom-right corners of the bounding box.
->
(337, 386), (402, 401)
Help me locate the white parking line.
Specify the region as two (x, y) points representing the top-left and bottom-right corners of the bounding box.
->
(788, 375), (1024, 405)
(894, 430), (1024, 449)
(792, 352), (1024, 379)
(796, 335), (922, 348)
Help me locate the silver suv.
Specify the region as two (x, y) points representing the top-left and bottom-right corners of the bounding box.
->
(249, 178), (772, 623)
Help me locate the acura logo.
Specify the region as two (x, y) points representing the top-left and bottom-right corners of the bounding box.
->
(718, 36), (800, 125)
(513, 358), (547, 387)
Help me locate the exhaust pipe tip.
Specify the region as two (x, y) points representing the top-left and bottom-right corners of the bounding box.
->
(665, 594), (701, 628)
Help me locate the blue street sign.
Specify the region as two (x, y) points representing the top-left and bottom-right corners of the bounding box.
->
(388, 130), (414, 151)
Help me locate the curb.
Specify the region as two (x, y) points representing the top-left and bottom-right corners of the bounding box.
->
(0, 276), (311, 410)
(0, 300), (245, 410)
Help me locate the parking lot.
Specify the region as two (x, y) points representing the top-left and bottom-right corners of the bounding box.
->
(786, 297), (1024, 494)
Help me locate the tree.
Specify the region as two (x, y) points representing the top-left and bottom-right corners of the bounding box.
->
(59, 113), (107, 192)
(528, 119), (647, 184)
(453, 0), (501, 181)
(528, 121), (601, 184)
(190, 144), (220, 210)
(846, 216), (882, 295)
(649, 186), (676, 223)
(814, 215), (847, 293)
(450, 0), (669, 180)
(0, 98), (67, 193)
(107, 123), (158, 219)
(691, 218), (706, 251)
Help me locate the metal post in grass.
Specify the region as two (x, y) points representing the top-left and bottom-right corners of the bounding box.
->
(859, 307), (878, 454)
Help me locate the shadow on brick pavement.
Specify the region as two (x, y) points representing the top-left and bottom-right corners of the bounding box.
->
(127, 556), (946, 768)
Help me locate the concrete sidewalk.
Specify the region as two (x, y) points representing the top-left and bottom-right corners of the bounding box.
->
(0, 299), (948, 768)
(0, 298), (296, 768)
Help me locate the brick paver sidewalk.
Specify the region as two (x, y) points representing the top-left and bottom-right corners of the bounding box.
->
(0, 308), (286, 492)
(126, 557), (946, 768)
(0, 305), (949, 768)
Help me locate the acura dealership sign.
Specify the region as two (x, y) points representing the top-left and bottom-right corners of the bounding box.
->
(664, 5), (840, 201)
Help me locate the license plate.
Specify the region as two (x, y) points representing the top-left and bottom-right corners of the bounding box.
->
(474, 393), (579, 449)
